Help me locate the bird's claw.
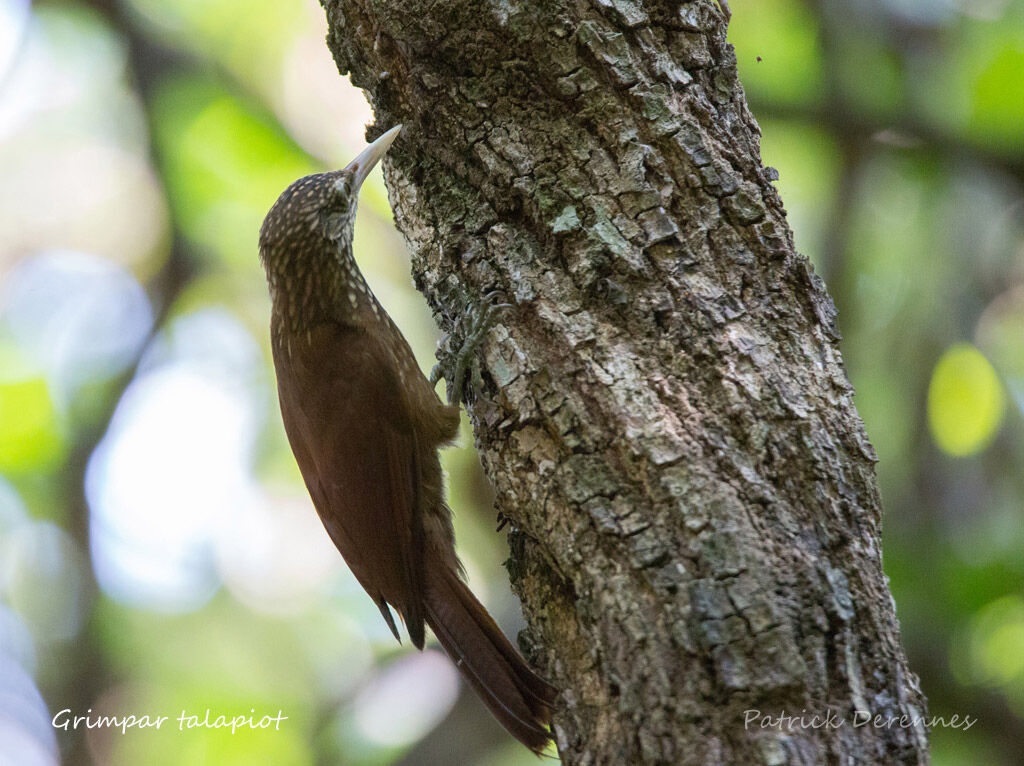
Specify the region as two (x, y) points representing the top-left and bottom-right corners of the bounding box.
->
(431, 291), (511, 406)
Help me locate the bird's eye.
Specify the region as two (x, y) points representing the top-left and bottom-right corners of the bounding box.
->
(324, 174), (357, 239)
(333, 175), (355, 203)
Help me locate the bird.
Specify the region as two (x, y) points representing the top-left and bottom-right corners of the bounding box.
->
(258, 125), (556, 752)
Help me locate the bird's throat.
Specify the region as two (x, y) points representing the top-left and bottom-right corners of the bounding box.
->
(269, 244), (379, 341)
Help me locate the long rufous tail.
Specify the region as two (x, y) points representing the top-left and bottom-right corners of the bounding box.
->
(424, 564), (556, 753)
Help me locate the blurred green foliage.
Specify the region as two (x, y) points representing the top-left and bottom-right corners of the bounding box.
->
(0, 346), (65, 475)
(150, 76), (316, 267)
(1, 0), (1023, 764)
(928, 344), (1006, 456)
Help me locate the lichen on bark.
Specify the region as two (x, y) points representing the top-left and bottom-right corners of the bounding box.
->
(322, 1), (929, 763)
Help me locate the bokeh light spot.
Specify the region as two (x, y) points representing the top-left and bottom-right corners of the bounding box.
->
(962, 595), (1024, 688)
(352, 650), (460, 748)
(1, 250), (153, 399)
(927, 343), (1005, 456)
(0, 357), (65, 474)
(86, 310), (266, 612)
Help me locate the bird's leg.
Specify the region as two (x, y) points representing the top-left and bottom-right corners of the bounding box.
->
(430, 291), (511, 406)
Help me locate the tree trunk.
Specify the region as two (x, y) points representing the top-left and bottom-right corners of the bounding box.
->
(322, 1), (929, 763)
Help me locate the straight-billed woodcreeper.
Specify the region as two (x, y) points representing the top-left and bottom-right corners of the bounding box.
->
(258, 125), (555, 751)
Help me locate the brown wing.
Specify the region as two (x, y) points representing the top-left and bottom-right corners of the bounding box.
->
(273, 321), (427, 647)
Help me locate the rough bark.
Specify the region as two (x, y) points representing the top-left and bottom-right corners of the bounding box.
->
(322, 1), (929, 763)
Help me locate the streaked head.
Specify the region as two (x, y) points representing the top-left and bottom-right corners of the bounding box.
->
(259, 125), (402, 265)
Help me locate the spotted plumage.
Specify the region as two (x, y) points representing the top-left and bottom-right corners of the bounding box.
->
(258, 126), (555, 752)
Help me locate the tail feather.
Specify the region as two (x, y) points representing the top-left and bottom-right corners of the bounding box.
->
(425, 565), (556, 753)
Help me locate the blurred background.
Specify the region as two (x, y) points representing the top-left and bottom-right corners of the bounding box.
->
(0, 0), (1020, 763)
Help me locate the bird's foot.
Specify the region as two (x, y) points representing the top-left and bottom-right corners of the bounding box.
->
(430, 290), (511, 406)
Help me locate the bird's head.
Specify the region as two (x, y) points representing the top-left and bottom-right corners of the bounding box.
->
(259, 125), (402, 267)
